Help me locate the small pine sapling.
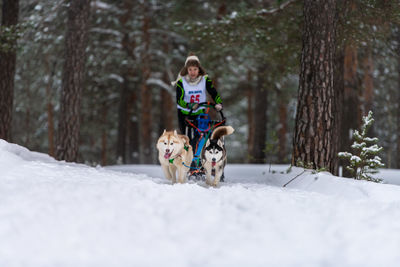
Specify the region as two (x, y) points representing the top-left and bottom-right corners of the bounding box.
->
(338, 111), (384, 183)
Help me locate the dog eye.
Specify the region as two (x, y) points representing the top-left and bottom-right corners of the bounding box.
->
(164, 142), (167, 145)
(170, 142), (173, 145)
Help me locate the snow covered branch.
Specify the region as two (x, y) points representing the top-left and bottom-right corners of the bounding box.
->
(146, 78), (174, 95)
(257, 0), (300, 16)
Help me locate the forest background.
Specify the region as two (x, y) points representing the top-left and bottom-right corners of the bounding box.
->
(1, 0), (400, 170)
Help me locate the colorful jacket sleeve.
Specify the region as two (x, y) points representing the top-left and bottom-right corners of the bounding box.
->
(176, 79), (187, 108)
(205, 76), (222, 104)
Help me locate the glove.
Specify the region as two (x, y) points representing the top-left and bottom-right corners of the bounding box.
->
(188, 103), (199, 110)
(215, 104), (223, 111)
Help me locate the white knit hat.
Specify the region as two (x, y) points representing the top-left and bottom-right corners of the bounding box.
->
(185, 55), (200, 66)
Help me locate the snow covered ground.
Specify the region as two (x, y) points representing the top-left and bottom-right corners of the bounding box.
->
(1, 139), (400, 267)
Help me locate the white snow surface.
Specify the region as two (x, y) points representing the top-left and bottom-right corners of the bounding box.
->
(1, 139), (400, 267)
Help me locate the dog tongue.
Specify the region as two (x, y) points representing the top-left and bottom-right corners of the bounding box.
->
(164, 152), (172, 159)
(212, 162), (216, 167)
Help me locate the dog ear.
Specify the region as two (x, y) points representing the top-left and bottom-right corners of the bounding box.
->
(205, 139), (210, 147)
(173, 130), (178, 137)
(181, 135), (190, 145)
(217, 139), (223, 147)
(163, 129), (166, 135)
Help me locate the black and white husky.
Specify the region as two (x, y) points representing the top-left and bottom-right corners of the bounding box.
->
(201, 125), (234, 186)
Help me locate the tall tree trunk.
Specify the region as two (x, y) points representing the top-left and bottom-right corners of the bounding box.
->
(292, 0), (338, 174)
(0, 0), (19, 141)
(397, 30), (400, 169)
(101, 102), (108, 166)
(217, 2), (227, 20)
(47, 98), (55, 157)
(362, 47), (376, 159)
(116, 75), (129, 163)
(334, 47), (345, 176)
(340, 43), (360, 176)
(56, 0), (91, 162)
(117, 0), (136, 164)
(24, 83), (32, 146)
(159, 38), (174, 132)
(247, 71), (255, 161)
(44, 57), (56, 157)
(250, 65), (268, 164)
(160, 81), (174, 132)
(363, 47), (374, 115)
(128, 90), (140, 163)
(277, 89), (288, 163)
(140, 2), (153, 163)
(338, 0), (361, 176)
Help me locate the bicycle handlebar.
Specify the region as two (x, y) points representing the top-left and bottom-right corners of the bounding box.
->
(188, 102), (225, 120)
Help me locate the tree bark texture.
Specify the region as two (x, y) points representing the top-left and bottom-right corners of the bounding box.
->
(56, 0), (91, 162)
(334, 47), (344, 176)
(23, 82), (32, 146)
(362, 47), (375, 150)
(338, 0), (362, 176)
(101, 102), (108, 165)
(292, 0), (338, 173)
(397, 30), (400, 168)
(0, 0), (19, 141)
(250, 65), (268, 163)
(277, 89), (288, 163)
(160, 78), (174, 132)
(128, 90), (140, 164)
(363, 48), (374, 115)
(159, 38), (174, 132)
(116, 76), (129, 163)
(45, 57), (56, 157)
(116, 0), (136, 164)
(247, 71), (255, 161)
(140, 2), (153, 163)
(340, 43), (360, 176)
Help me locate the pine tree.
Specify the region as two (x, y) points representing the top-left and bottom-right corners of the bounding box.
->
(56, 0), (91, 162)
(338, 111), (385, 183)
(292, 0), (339, 174)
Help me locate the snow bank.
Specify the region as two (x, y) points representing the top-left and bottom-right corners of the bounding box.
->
(2, 140), (400, 267)
(0, 139), (56, 164)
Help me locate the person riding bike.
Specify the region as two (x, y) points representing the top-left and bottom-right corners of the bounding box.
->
(172, 54), (223, 143)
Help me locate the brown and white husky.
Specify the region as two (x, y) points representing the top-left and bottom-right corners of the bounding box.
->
(156, 130), (193, 184)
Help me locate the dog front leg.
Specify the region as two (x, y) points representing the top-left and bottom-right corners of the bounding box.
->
(212, 168), (223, 187)
(169, 165), (177, 184)
(205, 168), (213, 186)
(177, 167), (188, 183)
(161, 165), (173, 182)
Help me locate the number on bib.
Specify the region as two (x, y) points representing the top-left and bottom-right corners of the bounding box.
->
(190, 95), (200, 103)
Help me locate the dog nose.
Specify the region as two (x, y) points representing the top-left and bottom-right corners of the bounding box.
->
(166, 149), (170, 153)
(212, 158), (216, 162)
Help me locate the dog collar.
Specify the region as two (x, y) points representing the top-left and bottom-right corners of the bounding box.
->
(169, 158), (174, 164)
(184, 145), (189, 151)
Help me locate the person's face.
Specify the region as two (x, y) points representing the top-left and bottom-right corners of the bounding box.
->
(188, 66), (199, 79)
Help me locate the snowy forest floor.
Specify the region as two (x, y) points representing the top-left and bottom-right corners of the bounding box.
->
(1, 139), (400, 267)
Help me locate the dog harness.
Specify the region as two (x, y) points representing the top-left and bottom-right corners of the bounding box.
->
(168, 145), (189, 164)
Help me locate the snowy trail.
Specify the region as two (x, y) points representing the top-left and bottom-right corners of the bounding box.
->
(2, 140), (400, 266)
